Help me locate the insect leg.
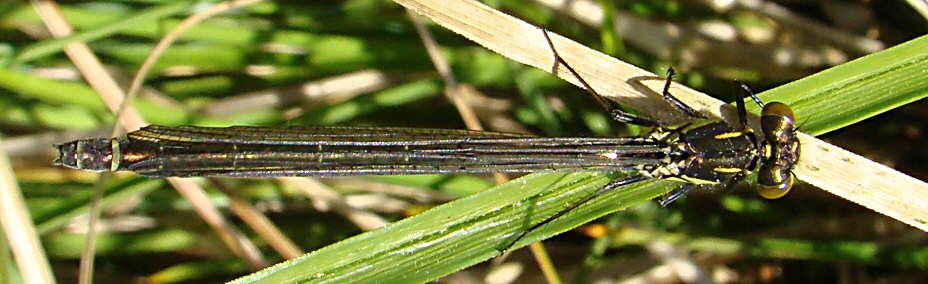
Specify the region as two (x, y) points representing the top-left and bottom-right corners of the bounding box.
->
(501, 174), (650, 252)
(658, 183), (697, 206)
(738, 81), (765, 108)
(659, 68), (705, 119)
(540, 29), (663, 127)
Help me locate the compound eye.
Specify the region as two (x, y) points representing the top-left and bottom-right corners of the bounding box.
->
(761, 102), (796, 121)
(756, 178), (792, 199)
(760, 102), (797, 142)
(756, 163), (793, 199)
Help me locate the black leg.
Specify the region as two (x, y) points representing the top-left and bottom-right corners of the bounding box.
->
(738, 81), (765, 108)
(733, 81), (756, 131)
(733, 81), (765, 150)
(734, 82), (749, 131)
(658, 183), (695, 206)
(611, 109), (663, 127)
(540, 29), (611, 114)
(721, 172), (747, 194)
(500, 174), (650, 252)
(540, 29), (663, 128)
(660, 68), (704, 119)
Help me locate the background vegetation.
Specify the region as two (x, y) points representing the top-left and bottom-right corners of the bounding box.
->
(1, 0), (926, 283)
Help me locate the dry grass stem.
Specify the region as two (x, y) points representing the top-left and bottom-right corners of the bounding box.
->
(32, 0), (279, 273)
(213, 180), (305, 259)
(203, 69), (391, 117)
(733, 0), (884, 54)
(279, 178), (390, 231)
(407, 10), (484, 131)
(0, 137), (55, 284)
(905, 0), (928, 20)
(168, 178), (268, 269)
(121, 0), (266, 128)
(536, 0), (876, 79)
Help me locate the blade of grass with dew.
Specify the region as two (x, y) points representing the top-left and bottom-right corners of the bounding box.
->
(231, 172), (673, 283)
(367, 175), (495, 196)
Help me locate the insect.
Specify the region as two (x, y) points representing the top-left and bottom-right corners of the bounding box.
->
(53, 29), (801, 247)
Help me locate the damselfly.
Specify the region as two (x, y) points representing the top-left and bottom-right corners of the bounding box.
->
(53, 30), (800, 240)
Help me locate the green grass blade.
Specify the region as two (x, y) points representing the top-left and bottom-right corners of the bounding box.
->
(31, 178), (162, 235)
(232, 173), (672, 283)
(12, 1), (195, 64)
(752, 34), (928, 135)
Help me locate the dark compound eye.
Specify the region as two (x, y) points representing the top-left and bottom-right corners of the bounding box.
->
(755, 101), (800, 200)
(756, 161), (793, 199)
(761, 102), (796, 121)
(760, 102), (797, 143)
